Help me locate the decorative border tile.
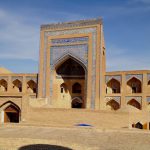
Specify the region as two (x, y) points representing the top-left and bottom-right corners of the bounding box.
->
(50, 44), (88, 68)
(51, 37), (88, 45)
(43, 27), (97, 109)
(105, 96), (121, 104)
(147, 97), (150, 103)
(105, 75), (121, 83)
(126, 74), (143, 82)
(125, 96), (142, 104)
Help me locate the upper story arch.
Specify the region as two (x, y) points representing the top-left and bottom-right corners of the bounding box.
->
(0, 79), (7, 92)
(12, 79), (22, 92)
(106, 78), (120, 94)
(127, 77), (142, 93)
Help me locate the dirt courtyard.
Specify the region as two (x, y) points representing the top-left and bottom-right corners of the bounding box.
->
(0, 125), (150, 150)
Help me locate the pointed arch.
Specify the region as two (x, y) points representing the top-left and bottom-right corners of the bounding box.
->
(106, 78), (120, 94)
(148, 80), (150, 85)
(0, 101), (20, 123)
(53, 54), (87, 109)
(71, 97), (83, 108)
(12, 79), (22, 92)
(106, 99), (120, 110)
(127, 99), (141, 110)
(0, 79), (8, 92)
(54, 54), (87, 74)
(0, 101), (20, 111)
(135, 122), (143, 129)
(127, 77), (142, 93)
(27, 80), (37, 93)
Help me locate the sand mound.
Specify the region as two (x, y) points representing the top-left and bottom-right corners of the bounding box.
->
(0, 67), (12, 74)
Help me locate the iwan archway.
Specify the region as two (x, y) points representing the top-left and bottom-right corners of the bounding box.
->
(54, 55), (87, 108)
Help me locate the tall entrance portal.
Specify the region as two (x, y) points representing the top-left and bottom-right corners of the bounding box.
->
(38, 19), (106, 110)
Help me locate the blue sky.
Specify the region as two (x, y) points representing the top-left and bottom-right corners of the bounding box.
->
(0, 0), (150, 73)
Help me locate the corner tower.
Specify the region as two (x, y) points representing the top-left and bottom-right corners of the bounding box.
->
(38, 18), (106, 110)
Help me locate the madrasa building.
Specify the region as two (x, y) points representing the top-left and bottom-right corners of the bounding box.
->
(0, 18), (149, 128)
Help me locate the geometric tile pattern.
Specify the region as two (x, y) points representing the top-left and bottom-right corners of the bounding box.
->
(50, 44), (88, 68)
(44, 27), (97, 109)
(105, 75), (121, 83)
(125, 96), (142, 104)
(105, 96), (121, 104)
(51, 37), (88, 45)
(126, 74), (143, 82)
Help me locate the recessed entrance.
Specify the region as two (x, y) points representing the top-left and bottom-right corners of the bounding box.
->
(55, 56), (87, 108)
(4, 105), (19, 123)
(71, 98), (83, 108)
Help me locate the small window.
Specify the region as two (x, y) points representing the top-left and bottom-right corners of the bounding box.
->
(112, 88), (117, 93)
(103, 51), (105, 56)
(132, 87), (136, 93)
(61, 87), (63, 93)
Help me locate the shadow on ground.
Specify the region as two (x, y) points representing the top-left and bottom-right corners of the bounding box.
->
(18, 144), (72, 150)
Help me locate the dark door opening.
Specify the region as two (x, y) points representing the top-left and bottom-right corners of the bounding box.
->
(4, 105), (20, 123)
(5, 112), (19, 123)
(72, 99), (82, 108)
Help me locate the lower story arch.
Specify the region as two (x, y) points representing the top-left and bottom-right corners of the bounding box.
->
(127, 99), (141, 110)
(71, 97), (83, 108)
(0, 102), (20, 123)
(106, 99), (120, 110)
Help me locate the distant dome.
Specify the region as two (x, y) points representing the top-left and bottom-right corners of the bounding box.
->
(0, 67), (12, 74)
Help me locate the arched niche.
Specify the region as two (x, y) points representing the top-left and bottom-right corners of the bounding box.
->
(127, 77), (142, 93)
(56, 58), (85, 76)
(71, 97), (83, 108)
(106, 99), (120, 110)
(127, 99), (141, 110)
(106, 78), (120, 94)
(0, 101), (20, 123)
(27, 80), (37, 93)
(12, 79), (22, 92)
(0, 79), (7, 92)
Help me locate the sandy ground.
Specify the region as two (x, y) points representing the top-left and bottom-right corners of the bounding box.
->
(0, 125), (150, 150)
